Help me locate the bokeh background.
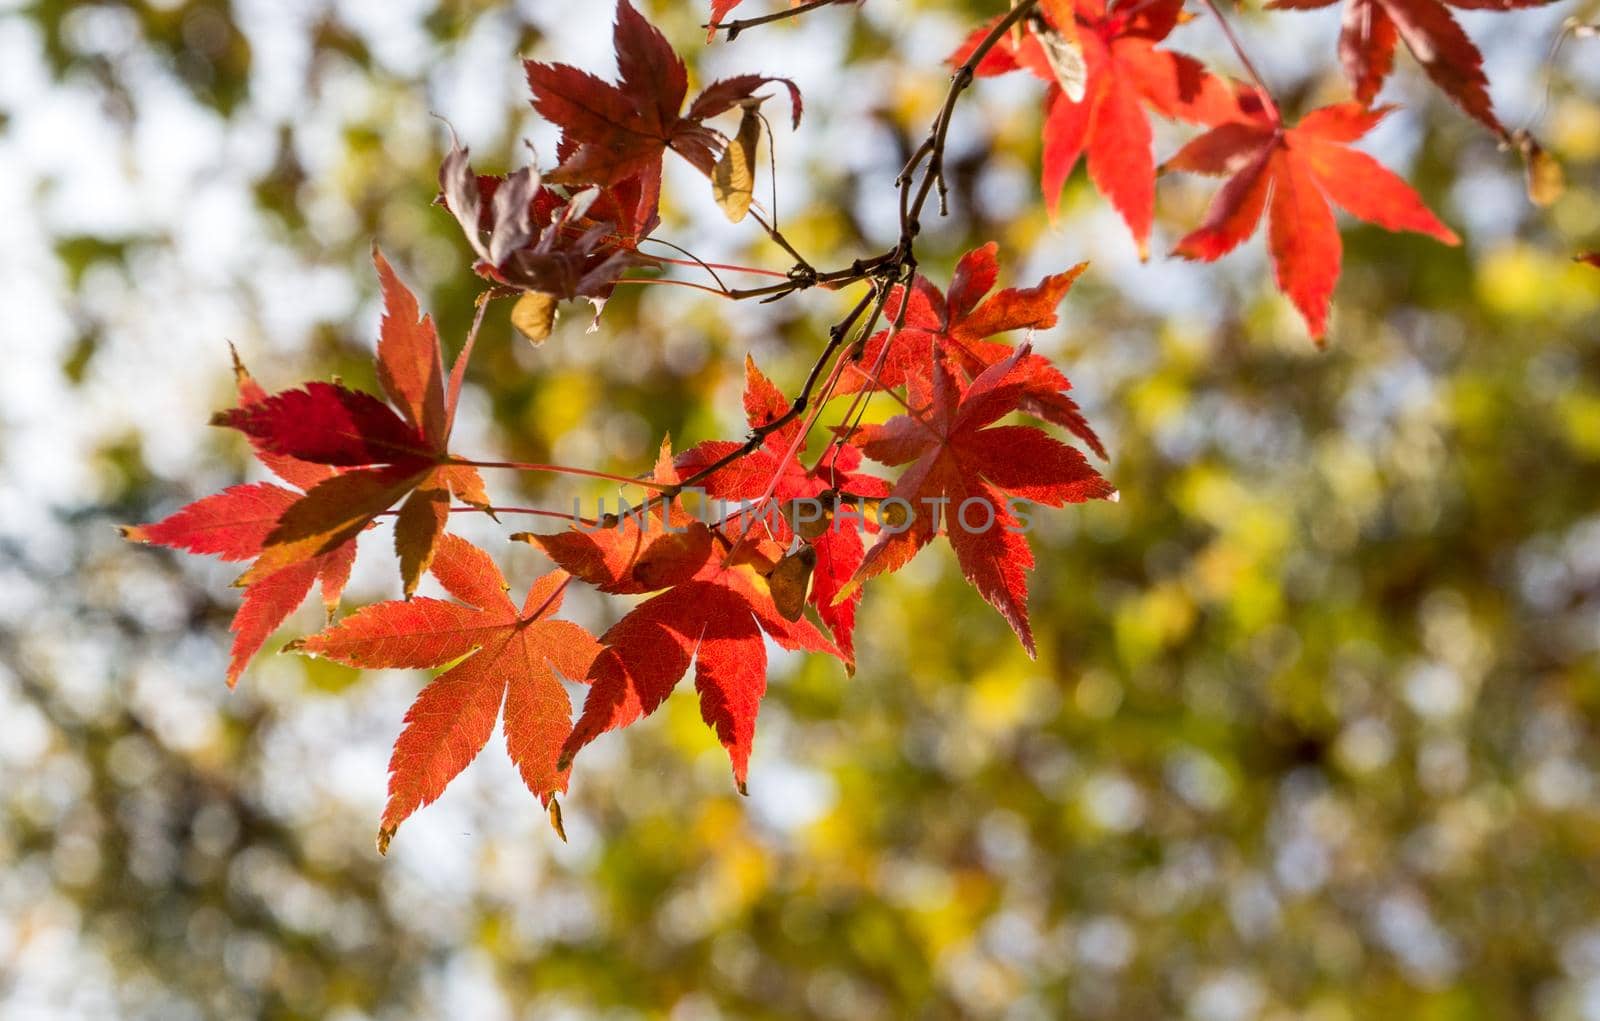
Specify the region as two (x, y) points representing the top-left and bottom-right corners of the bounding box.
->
(4, 0), (1600, 1017)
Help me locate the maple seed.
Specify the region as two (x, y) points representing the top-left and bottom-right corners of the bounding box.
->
(769, 544), (818, 622)
(880, 500), (910, 529)
(782, 498), (834, 540)
(1514, 132), (1564, 208)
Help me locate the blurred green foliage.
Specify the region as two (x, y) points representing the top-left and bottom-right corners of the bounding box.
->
(4, 1), (1600, 1019)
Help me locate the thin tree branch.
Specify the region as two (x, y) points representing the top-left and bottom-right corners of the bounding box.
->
(708, 0), (852, 41)
(1198, 0), (1281, 124)
(640, 238), (789, 287)
(895, 0), (1041, 231)
(450, 458), (676, 491)
(523, 2), (1044, 541)
(749, 208), (813, 275)
(635, 282), (878, 518)
(377, 505), (597, 526)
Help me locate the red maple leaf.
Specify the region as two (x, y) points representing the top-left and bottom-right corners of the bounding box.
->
(1168, 102), (1460, 340)
(845, 344), (1115, 657)
(1266, 0), (1551, 134)
(519, 501), (716, 599)
(953, 0), (1241, 252)
(838, 242), (1106, 460)
(525, 0), (801, 226)
(121, 353), (357, 687)
(674, 356), (893, 667)
(288, 535), (601, 853)
(524, 440), (838, 792)
(213, 250), (490, 594)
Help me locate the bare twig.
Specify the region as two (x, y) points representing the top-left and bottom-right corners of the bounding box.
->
(907, 0), (1040, 225)
(749, 208), (814, 275)
(1198, 0), (1281, 123)
(708, 0), (852, 41)
(658, 282), (877, 503)
(377, 505), (597, 526)
(817, 2), (1041, 465)
(451, 457), (676, 491)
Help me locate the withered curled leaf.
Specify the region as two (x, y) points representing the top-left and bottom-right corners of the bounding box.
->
(511, 291), (558, 345)
(1034, 20), (1086, 103)
(712, 100), (764, 222)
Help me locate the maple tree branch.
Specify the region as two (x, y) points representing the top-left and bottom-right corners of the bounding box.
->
(640, 239), (792, 286)
(1198, 0), (1281, 123)
(708, 0), (851, 41)
(450, 458), (676, 491)
(812, 285), (878, 386)
(614, 276), (746, 298)
(377, 505), (597, 526)
(907, 0), (1039, 226)
(576, 1), (1042, 536)
(729, 4), (1039, 487)
(726, 295), (869, 552)
(748, 209), (814, 276)
(720, 254), (894, 301)
(802, 0), (1038, 473)
(631, 281), (877, 521)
